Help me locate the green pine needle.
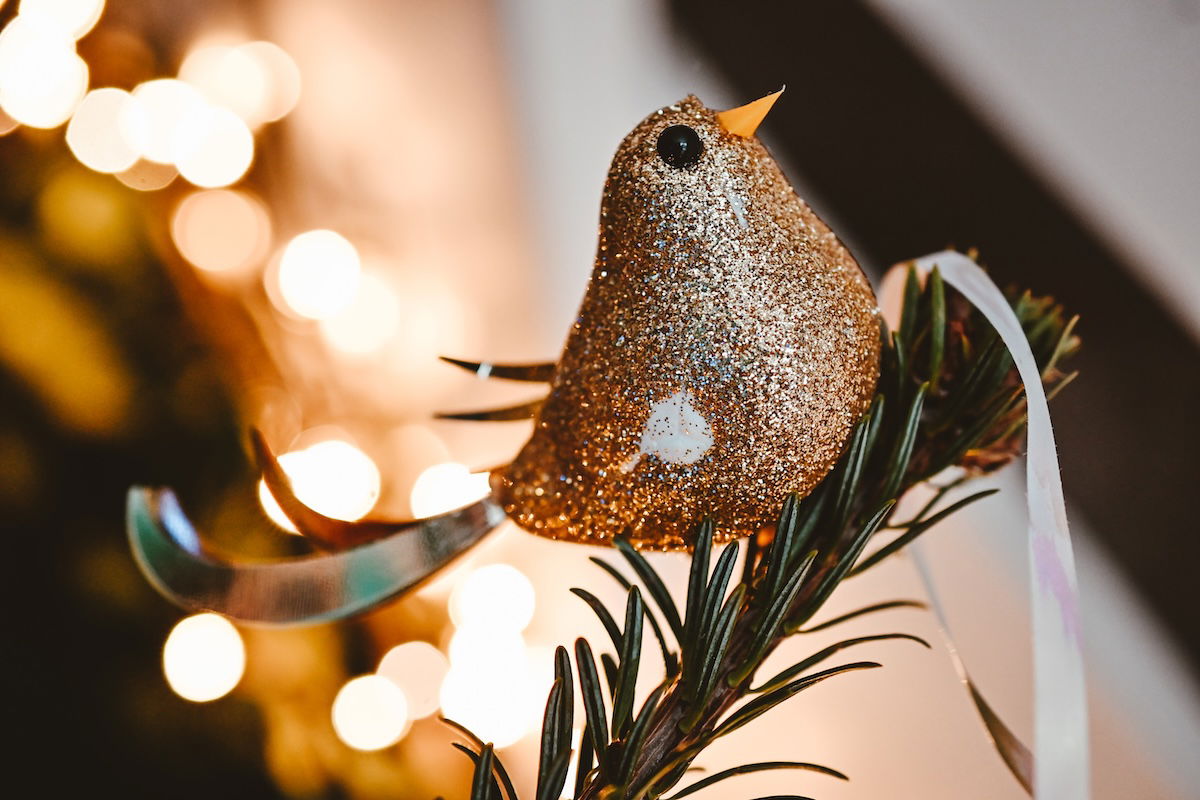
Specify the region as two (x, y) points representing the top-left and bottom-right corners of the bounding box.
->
(444, 267), (1079, 800)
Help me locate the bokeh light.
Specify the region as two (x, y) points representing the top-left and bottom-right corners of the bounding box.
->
(65, 88), (143, 173)
(376, 641), (449, 719)
(172, 189), (271, 274)
(162, 613), (246, 703)
(450, 564), (536, 633)
(447, 626), (527, 669)
(0, 106), (17, 135)
(409, 462), (492, 518)
(125, 79), (205, 164)
(439, 563), (542, 746)
(257, 452), (303, 533)
(175, 104), (253, 187)
(19, 0), (105, 40)
(438, 671), (534, 748)
(319, 271), (401, 355)
(331, 675), (409, 752)
(562, 728), (584, 793)
(179, 43), (269, 126)
(440, 628), (538, 748)
(258, 438), (381, 533)
(240, 41), (301, 123)
(274, 229), (361, 320)
(0, 16), (88, 129)
(115, 158), (176, 191)
(178, 40), (300, 129)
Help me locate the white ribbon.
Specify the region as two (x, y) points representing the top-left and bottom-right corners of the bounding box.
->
(882, 251), (1090, 798)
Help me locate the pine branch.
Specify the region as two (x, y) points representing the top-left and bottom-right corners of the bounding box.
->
(450, 263), (1080, 800)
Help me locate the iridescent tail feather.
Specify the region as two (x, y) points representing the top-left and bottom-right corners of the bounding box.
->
(128, 425), (508, 626)
(126, 486), (505, 626)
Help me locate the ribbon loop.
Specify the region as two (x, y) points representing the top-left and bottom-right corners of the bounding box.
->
(884, 251), (1090, 798)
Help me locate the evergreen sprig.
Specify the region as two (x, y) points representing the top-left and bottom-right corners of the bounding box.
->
(446, 263), (1079, 800)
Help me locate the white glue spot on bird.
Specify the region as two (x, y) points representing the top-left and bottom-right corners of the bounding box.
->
(621, 390), (714, 473)
(724, 184), (748, 229)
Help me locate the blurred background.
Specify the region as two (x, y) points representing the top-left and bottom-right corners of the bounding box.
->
(3, 0), (1198, 797)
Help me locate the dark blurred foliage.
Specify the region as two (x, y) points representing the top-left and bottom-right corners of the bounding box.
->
(0, 128), (284, 796)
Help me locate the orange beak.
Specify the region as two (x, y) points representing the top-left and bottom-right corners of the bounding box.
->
(716, 88), (784, 138)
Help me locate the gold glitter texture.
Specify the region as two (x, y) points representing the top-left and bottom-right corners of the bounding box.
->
(496, 95), (880, 549)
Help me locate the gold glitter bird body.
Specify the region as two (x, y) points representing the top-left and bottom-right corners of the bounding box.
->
(497, 94), (880, 548)
(128, 91), (883, 626)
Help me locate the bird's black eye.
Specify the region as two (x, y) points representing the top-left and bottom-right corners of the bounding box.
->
(656, 125), (703, 168)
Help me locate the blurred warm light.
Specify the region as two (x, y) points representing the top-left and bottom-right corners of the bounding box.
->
(179, 40), (299, 128)
(258, 438), (381, 533)
(115, 159), (176, 191)
(162, 613), (245, 703)
(172, 189), (271, 274)
(175, 104), (253, 187)
(0, 106), (17, 135)
(274, 229), (361, 320)
(0, 16), (88, 129)
(241, 41), (300, 123)
(319, 271), (401, 355)
(562, 728), (583, 795)
(526, 644), (557, 702)
(439, 647), (536, 748)
(65, 88), (143, 173)
(450, 564), (536, 633)
(19, 0), (105, 40)
(376, 641), (449, 719)
(257, 455), (301, 534)
(435, 562), (543, 746)
(439, 673), (532, 748)
(332, 675), (409, 751)
(125, 79), (205, 164)
(447, 626), (527, 671)
(409, 462), (491, 518)
(179, 43), (268, 126)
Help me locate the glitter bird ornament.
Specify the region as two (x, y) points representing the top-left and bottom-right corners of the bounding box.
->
(129, 91), (883, 624)
(497, 92), (879, 548)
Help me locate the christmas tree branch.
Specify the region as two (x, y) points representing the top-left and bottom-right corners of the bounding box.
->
(448, 263), (1079, 800)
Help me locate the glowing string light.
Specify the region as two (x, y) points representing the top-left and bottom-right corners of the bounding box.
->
(450, 563), (536, 633)
(257, 438), (381, 533)
(0, 106), (17, 135)
(0, 16), (88, 129)
(376, 641), (449, 719)
(66, 88), (144, 173)
(18, 0), (105, 40)
(331, 675), (409, 751)
(178, 40), (300, 128)
(178, 43), (269, 126)
(240, 41), (300, 123)
(439, 657), (535, 749)
(273, 229), (361, 320)
(172, 188), (271, 274)
(409, 462), (491, 518)
(124, 79), (205, 164)
(115, 159), (177, 192)
(162, 613), (245, 703)
(175, 104), (254, 188)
